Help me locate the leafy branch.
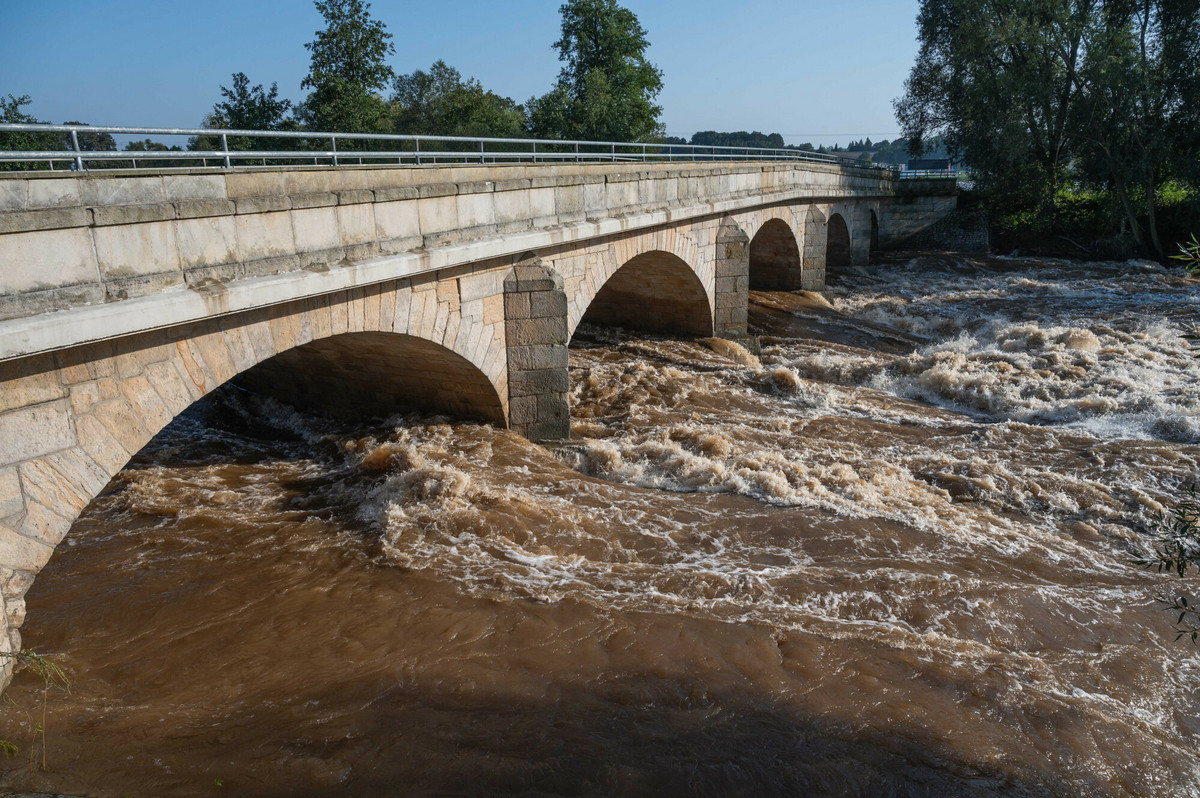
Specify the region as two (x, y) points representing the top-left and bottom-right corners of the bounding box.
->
(1135, 486), (1200, 641)
(1171, 234), (1200, 277)
(0, 649), (70, 770)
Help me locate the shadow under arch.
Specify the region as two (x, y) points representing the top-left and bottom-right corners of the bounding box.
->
(235, 331), (507, 426)
(869, 209), (880, 254)
(575, 250), (713, 339)
(0, 316), (511, 676)
(827, 213), (851, 275)
(749, 218), (802, 290)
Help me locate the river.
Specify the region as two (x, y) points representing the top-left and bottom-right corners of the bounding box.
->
(2, 253), (1198, 796)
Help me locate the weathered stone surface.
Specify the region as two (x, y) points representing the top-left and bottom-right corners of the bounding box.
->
(529, 290), (567, 319)
(176, 214), (239, 270)
(0, 180), (26, 212)
(235, 195), (291, 215)
(291, 192), (338, 210)
(0, 206), (90, 235)
(93, 219), (181, 279)
(507, 344), (569, 371)
(0, 400), (75, 466)
(0, 468), (21, 520)
(235, 210), (294, 261)
(374, 186), (419, 202)
(0, 227), (99, 295)
(291, 207), (341, 253)
(174, 197), (236, 219)
(80, 176), (165, 207)
(91, 202), (176, 227)
(163, 174), (227, 202)
(0, 522), (55, 573)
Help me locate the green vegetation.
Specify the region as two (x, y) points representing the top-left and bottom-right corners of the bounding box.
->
(1173, 234), (1200, 275)
(0, 95), (58, 171)
(1137, 488), (1200, 641)
(297, 0), (395, 135)
(393, 60), (526, 139)
(528, 0), (664, 142)
(896, 0), (1200, 262)
(0, 649), (71, 772)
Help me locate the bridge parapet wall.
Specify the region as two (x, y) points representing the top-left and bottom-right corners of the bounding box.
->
(0, 161), (891, 360)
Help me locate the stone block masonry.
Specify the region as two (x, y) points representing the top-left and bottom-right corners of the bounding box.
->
(714, 217), (750, 338)
(504, 259), (569, 441)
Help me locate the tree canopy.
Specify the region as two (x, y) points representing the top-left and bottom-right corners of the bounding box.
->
(193, 72), (298, 153)
(393, 61), (526, 138)
(896, 0), (1200, 258)
(529, 0), (664, 141)
(300, 0), (395, 133)
(0, 95), (58, 171)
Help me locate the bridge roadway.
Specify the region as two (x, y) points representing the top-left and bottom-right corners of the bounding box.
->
(0, 159), (951, 676)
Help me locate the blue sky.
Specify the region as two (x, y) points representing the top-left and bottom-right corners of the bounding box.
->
(2, 0), (921, 147)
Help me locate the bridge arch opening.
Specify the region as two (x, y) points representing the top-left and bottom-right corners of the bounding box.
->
(0, 322), (510, 682)
(870, 209), (880, 253)
(575, 251), (713, 339)
(749, 219), (802, 290)
(234, 331), (507, 426)
(827, 213), (852, 275)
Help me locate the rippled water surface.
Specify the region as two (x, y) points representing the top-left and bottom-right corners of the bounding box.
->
(2, 254), (1199, 797)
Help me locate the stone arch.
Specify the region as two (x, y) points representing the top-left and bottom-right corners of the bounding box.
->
(749, 218), (803, 290)
(827, 213), (852, 276)
(574, 250), (714, 339)
(0, 277), (509, 664)
(870, 208), (880, 253)
(235, 331), (506, 425)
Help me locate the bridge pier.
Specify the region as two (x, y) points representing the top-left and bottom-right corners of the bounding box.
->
(504, 259), (570, 441)
(714, 217), (750, 338)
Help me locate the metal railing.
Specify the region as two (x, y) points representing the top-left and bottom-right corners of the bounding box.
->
(0, 124), (894, 173)
(898, 169), (961, 179)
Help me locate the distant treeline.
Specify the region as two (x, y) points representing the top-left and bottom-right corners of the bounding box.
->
(661, 130), (949, 165)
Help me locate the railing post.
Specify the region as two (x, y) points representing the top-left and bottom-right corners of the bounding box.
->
(532, 141), (537, 163)
(331, 135), (338, 167)
(575, 142), (580, 163)
(221, 133), (231, 169)
(69, 129), (83, 172)
(415, 138), (421, 165)
(480, 139), (485, 164)
(611, 142), (616, 161)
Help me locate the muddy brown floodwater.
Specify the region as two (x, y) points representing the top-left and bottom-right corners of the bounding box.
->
(2, 254), (1199, 797)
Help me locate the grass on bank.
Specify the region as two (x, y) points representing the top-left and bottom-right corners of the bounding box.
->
(984, 181), (1200, 262)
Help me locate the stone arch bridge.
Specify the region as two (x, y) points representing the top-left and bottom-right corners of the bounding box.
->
(0, 160), (951, 670)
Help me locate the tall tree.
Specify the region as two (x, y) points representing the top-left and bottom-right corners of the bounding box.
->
(210, 72), (293, 131)
(192, 72), (297, 153)
(528, 0), (664, 142)
(393, 61), (527, 138)
(896, 0), (1200, 258)
(0, 95), (59, 171)
(895, 0), (1091, 214)
(299, 0), (395, 134)
(1068, 0), (1200, 258)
